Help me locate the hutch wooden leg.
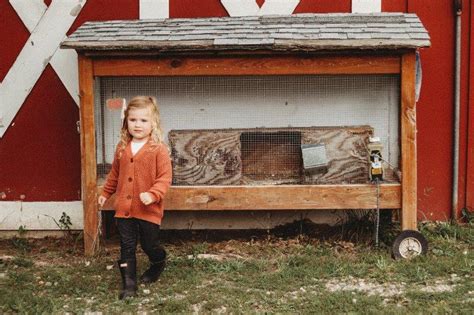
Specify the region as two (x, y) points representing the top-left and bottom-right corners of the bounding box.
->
(401, 52), (418, 231)
(79, 55), (99, 256)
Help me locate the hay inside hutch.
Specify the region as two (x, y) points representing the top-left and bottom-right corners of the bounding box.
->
(62, 13), (430, 256)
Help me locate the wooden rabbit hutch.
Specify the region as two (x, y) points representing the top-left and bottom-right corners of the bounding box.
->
(62, 13), (430, 257)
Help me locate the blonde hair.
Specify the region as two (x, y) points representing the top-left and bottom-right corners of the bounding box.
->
(117, 96), (164, 156)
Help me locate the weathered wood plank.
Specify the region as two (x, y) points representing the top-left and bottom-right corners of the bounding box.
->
(79, 54), (99, 256)
(169, 126), (374, 185)
(302, 129), (371, 184)
(93, 55), (401, 77)
(169, 131), (241, 185)
(98, 183), (401, 210)
(401, 52), (417, 230)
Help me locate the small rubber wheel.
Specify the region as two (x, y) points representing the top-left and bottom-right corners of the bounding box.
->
(392, 230), (428, 259)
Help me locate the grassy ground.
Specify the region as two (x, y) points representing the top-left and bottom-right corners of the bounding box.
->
(0, 220), (473, 314)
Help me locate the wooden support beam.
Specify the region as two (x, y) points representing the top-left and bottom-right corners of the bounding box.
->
(93, 55), (401, 77)
(400, 52), (417, 230)
(79, 55), (99, 256)
(100, 184), (401, 211)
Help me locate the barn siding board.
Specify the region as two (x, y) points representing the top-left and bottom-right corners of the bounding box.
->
(294, 0), (351, 14)
(170, 0), (228, 18)
(459, 0), (472, 217)
(382, 0), (407, 13)
(466, 0), (474, 212)
(0, 66), (81, 201)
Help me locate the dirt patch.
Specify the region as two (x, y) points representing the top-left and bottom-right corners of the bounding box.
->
(419, 280), (457, 293)
(325, 277), (405, 297)
(324, 277), (457, 297)
(187, 253), (245, 261)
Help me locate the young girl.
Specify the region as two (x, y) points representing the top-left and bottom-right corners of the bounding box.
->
(98, 96), (172, 300)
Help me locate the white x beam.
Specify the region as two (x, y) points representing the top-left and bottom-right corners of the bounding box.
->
(0, 0), (86, 138)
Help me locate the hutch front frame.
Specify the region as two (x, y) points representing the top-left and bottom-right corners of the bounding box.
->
(62, 13), (430, 256)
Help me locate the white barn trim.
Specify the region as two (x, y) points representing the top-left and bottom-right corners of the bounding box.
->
(139, 0), (169, 19)
(221, 0), (300, 16)
(0, 201), (84, 230)
(352, 0), (382, 13)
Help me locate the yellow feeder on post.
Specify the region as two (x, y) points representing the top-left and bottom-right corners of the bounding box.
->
(368, 137), (384, 182)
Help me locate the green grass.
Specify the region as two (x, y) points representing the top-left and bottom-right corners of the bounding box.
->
(0, 222), (473, 313)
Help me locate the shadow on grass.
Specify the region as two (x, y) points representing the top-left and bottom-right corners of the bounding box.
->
(149, 209), (398, 249)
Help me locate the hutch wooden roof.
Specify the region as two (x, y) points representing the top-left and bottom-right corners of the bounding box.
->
(61, 13), (430, 53)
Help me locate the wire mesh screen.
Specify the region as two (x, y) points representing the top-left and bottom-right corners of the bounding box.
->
(95, 75), (400, 185)
(240, 131), (302, 181)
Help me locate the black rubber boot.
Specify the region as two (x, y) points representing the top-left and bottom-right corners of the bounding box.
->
(118, 260), (137, 300)
(140, 259), (166, 284)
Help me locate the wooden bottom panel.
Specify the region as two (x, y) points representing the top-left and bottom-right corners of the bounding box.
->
(100, 183), (400, 211)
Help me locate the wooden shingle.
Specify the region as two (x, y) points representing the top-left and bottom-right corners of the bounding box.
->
(62, 13), (430, 53)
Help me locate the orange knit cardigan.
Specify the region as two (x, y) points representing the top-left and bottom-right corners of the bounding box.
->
(101, 141), (172, 225)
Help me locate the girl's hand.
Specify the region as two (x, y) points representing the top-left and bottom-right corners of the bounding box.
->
(140, 192), (154, 205)
(98, 195), (107, 208)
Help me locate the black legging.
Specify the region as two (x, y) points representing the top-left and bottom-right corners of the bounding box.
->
(116, 217), (166, 262)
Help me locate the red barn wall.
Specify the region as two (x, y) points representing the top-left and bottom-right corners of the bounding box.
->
(0, 0), (472, 227)
(406, 0), (471, 220)
(408, 0), (455, 220)
(0, 0), (139, 201)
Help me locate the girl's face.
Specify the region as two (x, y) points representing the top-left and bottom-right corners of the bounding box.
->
(127, 107), (153, 142)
